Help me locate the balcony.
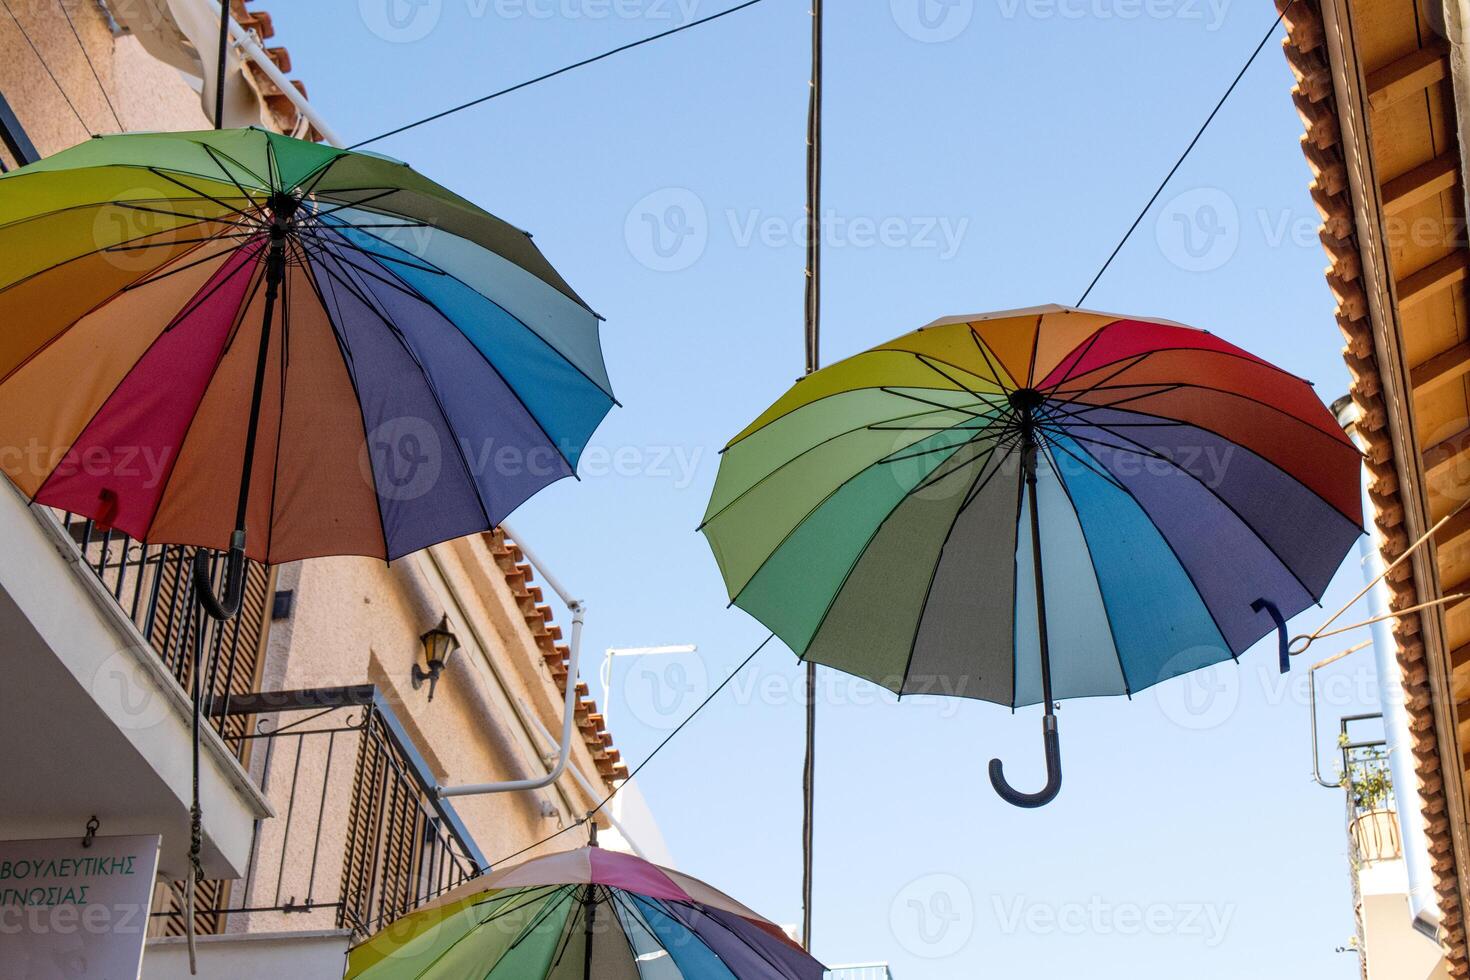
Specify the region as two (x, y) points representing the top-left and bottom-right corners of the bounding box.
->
(0, 482), (269, 879)
(148, 686), (485, 942)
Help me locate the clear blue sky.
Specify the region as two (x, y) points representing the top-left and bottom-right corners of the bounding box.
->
(272, 2), (1377, 975)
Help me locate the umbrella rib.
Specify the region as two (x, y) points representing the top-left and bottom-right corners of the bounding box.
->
(721, 350), (1010, 452)
(1042, 350), (1156, 403)
(728, 432), (972, 612)
(1034, 322), (1112, 397)
(781, 439), (991, 672)
(912, 351), (1000, 403)
(896, 447), (1009, 697)
(1035, 439), (1135, 696)
(106, 228), (261, 251)
(296, 225), (447, 275)
(661, 901), (802, 980)
(307, 244), (497, 533)
(1049, 431), (1243, 662)
(315, 213), (620, 402)
(1053, 378), (1359, 457)
(308, 227), (595, 479)
(305, 188), (403, 221)
(548, 886), (587, 971)
(1043, 403), (1325, 605)
(138, 258), (271, 543)
(967, 327), (1017, 393)
(1046, 343), (1313, 395)
(124, 238), (263, 293)
(603, 892), (655, 974)
(878, 386), (996, 419)
(1042, 394), (1362, 514)
(420, 886), (575, 979)
(701, 396), (998, 531)
(147, 167), (264, 225)
(191, 137), (272, 188)
(290, 152), (346, 199)
(958, 438), (1021, 513)
(291, 241), (392, 559)
(199, 143), (267, 211)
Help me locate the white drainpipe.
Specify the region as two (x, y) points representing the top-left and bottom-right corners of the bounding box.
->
(225, 18), (346, 147)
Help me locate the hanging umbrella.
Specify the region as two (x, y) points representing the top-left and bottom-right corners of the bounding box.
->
(701, 305), (1362, 807)
(0, 127), (614, 614)
(0, 127), (615, 942)
(345, 843), (826, 979)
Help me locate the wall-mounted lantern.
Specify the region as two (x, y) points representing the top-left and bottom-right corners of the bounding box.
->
(411, 615), (460, 702)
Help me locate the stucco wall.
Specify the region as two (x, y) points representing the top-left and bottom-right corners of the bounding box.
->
(231, 538), (614, 936)
(0, 0), (209, 165)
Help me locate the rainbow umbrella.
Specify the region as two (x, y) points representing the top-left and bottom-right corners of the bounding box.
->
(346, 845), (826, 979)
(0, 127), (614, 615)
(701, 306), (1362, 807)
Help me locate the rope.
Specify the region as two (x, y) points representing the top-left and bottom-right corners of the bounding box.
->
(1285, 495), (1470, 655)
(0, 0), (89, 136)
(1075, 0), (1294, 306)
(187, 597), (206, 975)
(51, 0), (122, 130)
(348, 0), (770, 149)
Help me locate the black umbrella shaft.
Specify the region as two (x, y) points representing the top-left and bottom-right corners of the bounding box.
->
(583, 884), (596, 980)
(233, 237), (284, 536)
(1021, 419), (1055, 714)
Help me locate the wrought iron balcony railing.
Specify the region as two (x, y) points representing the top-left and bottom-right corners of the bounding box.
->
(150, 686), (486, 940)
(827, 964), (896, 980)
(55, 512), (273, 756)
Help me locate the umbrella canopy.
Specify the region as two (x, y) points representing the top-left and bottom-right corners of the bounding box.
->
(346, 846), (826, 980)
(0, 127), (614, 574)
(701, 305), (1362, 806)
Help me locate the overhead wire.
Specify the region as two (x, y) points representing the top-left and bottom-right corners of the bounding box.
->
(0, 0), (90, 136)
(1075, 0), (1295, 306)
(348, 0), (771, 150)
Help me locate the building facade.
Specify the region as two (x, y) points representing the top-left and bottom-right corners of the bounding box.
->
(0, 3), (645, 976)
(1278, 0), (1470, 975)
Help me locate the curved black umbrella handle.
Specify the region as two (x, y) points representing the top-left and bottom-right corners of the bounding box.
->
(989, 714), (1062, 809)
(193, 530), (247, 622)
(1251, 597), (1291, 674)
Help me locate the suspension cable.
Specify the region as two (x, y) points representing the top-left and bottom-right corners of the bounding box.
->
(51, 0), (122, 130)
(1075, 0), (1294, 306)
(485, 633), (774, 870)
(349, 0), (771, 150)
(0, 0), (89, 136)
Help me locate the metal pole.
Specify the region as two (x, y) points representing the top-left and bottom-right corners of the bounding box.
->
(214, 0), (230, 128)
(800, 0), (822, 953)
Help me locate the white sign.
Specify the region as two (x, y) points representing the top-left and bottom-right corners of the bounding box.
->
(0, 834), (160, 980)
